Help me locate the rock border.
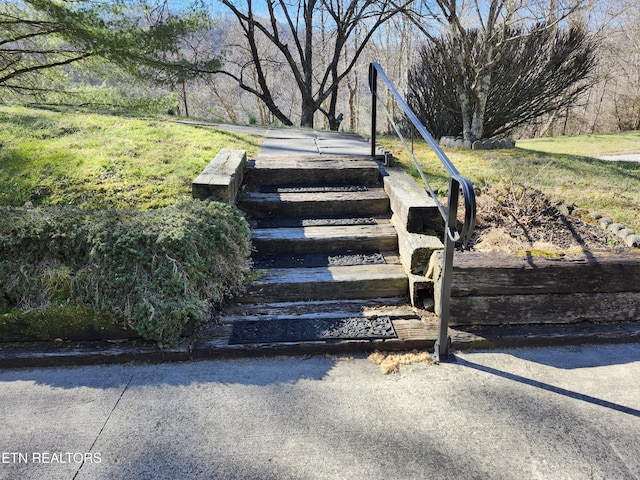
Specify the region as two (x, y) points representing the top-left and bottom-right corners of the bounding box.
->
(526, 198), (640, 248)
(587, 212), (640, 247)
(439, 136), (516, 150)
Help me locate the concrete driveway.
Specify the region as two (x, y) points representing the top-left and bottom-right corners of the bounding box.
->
(1, 343), (638, 480)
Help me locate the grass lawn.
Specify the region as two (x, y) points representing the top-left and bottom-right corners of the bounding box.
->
(516, 131), (640, 156)
(0, 106), (260, 344)
(379, 132), (640, 232)
(0, 106), (262, 210)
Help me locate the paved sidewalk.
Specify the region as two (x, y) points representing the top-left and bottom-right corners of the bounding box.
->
(257, 128), (372, 156)
(1, 343), (638, 480)
(204, 123), (373, 156)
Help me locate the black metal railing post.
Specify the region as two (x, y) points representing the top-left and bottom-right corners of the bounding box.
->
(370, 65), (378, 158)
(368, 61), (476, 362)
(435, 177), (460, 360)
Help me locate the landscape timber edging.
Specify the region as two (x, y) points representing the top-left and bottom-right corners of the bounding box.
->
(380, 166), (444, 305)
(192, 149), (246, 205)
(429, 250), (640, 326)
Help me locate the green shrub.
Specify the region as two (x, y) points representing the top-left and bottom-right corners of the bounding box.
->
(0, 200), (252, 346)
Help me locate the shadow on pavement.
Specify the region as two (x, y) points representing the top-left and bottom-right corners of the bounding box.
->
(498, 343), (640, 369)
(0, 356), (339, 390)
(454, 354), (640, 417)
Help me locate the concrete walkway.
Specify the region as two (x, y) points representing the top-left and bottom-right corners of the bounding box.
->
(201, 123), (373, 157)
(257, 128), (372, 157)
(1, 343), (638, 480)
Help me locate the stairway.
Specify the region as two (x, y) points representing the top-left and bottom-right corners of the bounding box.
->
(216, 154), (439, 348)
(237, 155), (407, 302)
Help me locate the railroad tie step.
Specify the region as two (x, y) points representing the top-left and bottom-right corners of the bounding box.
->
(251, 223), (398, 255)
(237, 188), (390, 218)
(214, 298), (438, 349)
(244, 155), (382, 187)
(243, 264), (408, 302)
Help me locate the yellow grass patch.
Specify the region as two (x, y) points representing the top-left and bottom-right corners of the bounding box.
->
(368, 350), (434, 374)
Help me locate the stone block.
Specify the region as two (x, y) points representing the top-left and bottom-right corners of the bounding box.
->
(618, 228), (635, 240)
(625, 234), (640, 247)
(607, 223), (625, 234)
(599, 217), (612, 228)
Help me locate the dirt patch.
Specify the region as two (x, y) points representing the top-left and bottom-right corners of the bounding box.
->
(467, 183), (621, 253)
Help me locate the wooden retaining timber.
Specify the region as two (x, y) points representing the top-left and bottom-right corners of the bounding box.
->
(245, 264), (408, 302)
(381, 167), (444, 305)
(430, 250), (640, 326)
(251, 222), (398, 255)
(244, 155), (382, 186)
(192, 149), (246, 204)
(237, 188), (390, 218)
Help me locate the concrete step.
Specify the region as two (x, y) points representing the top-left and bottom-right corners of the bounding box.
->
(237, 188), (390, 218)
(243, 263), (408, 302)
(251, 222), (398, 255)
(244, 155), (381, 186)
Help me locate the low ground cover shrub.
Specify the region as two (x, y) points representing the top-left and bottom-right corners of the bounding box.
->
(0, 200), (252, 346)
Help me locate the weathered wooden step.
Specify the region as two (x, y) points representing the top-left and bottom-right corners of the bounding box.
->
(244, 264), (408, 302)
(251, 223), (398, 254)
(237, 188), (390, 218)
(244, 155), (381, 186)
(253, 215), (384, 229)
(220, 298), (416, 323)
(252, 251), (399, 269)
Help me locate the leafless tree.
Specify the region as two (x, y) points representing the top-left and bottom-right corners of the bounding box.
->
(216, 0), (410, 130)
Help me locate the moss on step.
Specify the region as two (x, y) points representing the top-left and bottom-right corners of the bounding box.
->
(0, 306), (136, 342)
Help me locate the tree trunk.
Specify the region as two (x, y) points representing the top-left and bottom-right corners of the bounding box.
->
(458, 89), (474, 141)
(470, 72), (492, 139)
(181, 79), (189, 118)
(300, 97), (316, 129)
(348, 77), (357, 132)
(326, 75), (342, 131)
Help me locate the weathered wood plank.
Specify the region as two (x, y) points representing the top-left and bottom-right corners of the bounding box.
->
(220, 298), (412, 319)
(450, 322), (640, 349)
(238, 188), (390, 218)
(245, 264), (408, 301)
(431, 251), (640, 296)
(245, 155), (381, 186)
(392, 215), (443, 275)
(221, 306), (418, 323)
(251, 223), (398, 254)
(192, 149), (246, 204)
(449, 291), (640, 325)
(392, 319), (434, 341)
(382, 167), (442, 233)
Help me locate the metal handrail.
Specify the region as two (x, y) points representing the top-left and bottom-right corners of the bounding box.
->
(368, 61), (477, 361)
